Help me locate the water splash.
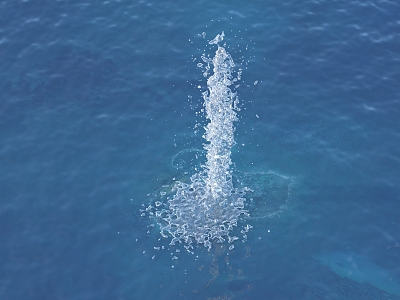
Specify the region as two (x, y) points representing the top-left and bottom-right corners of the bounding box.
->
(144, 32), (250, 252)
(202, 33), (239, 201)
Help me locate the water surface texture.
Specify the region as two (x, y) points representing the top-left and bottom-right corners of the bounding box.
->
(1, 1), (400, 299)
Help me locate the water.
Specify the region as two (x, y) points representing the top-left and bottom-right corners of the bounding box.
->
(1, 1), (400, 299)
(144, 32), (251, 251)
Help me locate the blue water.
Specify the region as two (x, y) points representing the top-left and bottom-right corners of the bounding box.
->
(1, 0), (400, 299)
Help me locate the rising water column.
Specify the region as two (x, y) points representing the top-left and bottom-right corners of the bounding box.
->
(151, 32), (249, 251)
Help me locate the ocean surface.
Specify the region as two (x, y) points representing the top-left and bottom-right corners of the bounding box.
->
(1, 0), (400, 299)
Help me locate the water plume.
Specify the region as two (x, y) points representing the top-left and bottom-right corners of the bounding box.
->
(144, 32), (250, 252)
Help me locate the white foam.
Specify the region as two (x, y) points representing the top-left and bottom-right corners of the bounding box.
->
(147, 33), (249, 251)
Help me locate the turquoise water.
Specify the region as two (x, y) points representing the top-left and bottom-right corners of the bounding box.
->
(1, 0), (400, 299)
